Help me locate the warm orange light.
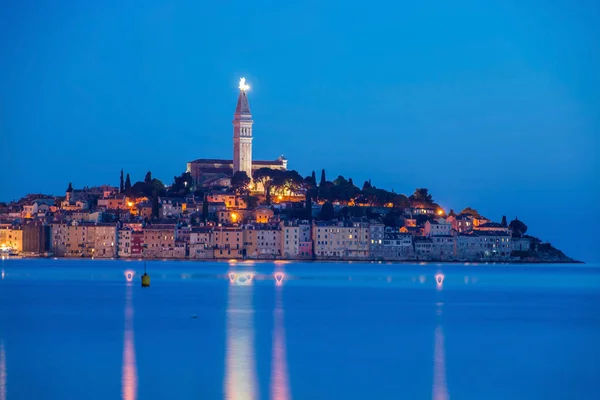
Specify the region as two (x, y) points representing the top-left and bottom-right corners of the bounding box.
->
(277, 195), (283, 200)
(127, 202), (134, 207)
(231, 213), (238, 222)
(437, 209), (444, 216)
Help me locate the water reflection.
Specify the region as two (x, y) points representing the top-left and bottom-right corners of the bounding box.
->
(432, 303), (449, 400)
(225, 273), (258, 400)
(122, 284), (137, 400)
(0, 340), (5, 400)
(270, 281), (290, 400)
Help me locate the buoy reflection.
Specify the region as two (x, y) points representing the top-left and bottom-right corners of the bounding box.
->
(121, 286), (137, 400)
(435, 273), (445, 291)
(270, 284), (290, 400)
(124, 270), (135, 282)
(228, 272), (254, 286)
(0, 340), (5, 400)
(225, 275), (257, 400)
(274, 272), (285, 286)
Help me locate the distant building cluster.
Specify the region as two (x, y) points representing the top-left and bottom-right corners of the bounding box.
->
(0, 184), (536, 262)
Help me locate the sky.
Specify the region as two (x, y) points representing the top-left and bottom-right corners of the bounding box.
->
(1, 0), (598, 261)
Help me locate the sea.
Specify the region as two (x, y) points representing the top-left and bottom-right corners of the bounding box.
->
(0, 258), (599, 400)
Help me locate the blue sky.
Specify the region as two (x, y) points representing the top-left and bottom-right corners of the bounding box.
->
(1, 0), (598, 261)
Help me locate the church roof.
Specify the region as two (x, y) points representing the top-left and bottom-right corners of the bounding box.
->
(235, 90), (251, 115)
(188, 158), (286, 166)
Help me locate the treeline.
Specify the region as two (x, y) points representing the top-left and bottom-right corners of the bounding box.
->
(119, 169), (195, 199)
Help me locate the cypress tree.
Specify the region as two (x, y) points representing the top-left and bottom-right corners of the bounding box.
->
(119, 169), (124, 193)
(151, 196), (159, 219)
(311, 171), (317, 186)
(125, 174), (132, 192)
(319, 169), (326, 187)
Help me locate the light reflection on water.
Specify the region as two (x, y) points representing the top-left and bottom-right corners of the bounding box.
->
(122, 284), (137, 400)
(225, 273), (258, 400)
(0, 340), (5, 400)
(270, 281), (290, 400)
(432, 303), (449, 400)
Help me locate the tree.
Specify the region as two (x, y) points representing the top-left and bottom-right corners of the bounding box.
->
(144, 171), (152, 184)
(151, 196), (160, 219)
(231, 171), (251, 195)
(383, 210), (402, 227)
(448, 209), (457, 217)
(253, 167), (275, 196)
(305, 193), (313, 220)
(509, 218), (528, 236)
(320, 201), (334, 221)
(460, 207), (482, 218)
(311, 171), (317, 187)
(362, 180), (372, 191)
(120, 169), (124, 194)
(501, 215), (507, 227)
(392, 194), (411, 209)
(243, 195), (259, 209)
(67, 182), (73, 192)
(320, 169), (326, 187)
(167, 173), (192, 197)
(124, 174), (131, 193)
(409, 188), (434, 205)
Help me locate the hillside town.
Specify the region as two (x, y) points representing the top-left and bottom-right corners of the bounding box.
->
(0, 178), (573, 263)
(0, 78), (574, 263)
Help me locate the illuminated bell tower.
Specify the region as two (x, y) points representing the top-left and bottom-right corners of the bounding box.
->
(233, 77), (253, 178)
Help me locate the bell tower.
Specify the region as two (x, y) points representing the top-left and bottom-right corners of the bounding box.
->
(233, 77), (253, 178)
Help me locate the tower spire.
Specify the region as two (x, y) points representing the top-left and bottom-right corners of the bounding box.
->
(233, 78), (254, 178)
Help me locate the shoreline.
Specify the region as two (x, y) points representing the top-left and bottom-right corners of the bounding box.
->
(3, 255), (584, 265)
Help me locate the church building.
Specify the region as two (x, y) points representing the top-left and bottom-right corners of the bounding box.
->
(186, 78), (288, 187)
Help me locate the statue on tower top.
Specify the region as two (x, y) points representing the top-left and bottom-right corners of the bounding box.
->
(239, 77), (250, 92)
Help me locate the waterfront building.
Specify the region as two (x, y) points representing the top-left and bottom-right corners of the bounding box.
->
(189, 227), (213, 259)
(456, 231), (512, 259)
(280, 220), (311, 258)
(118, 228), (133, 258)
(0, 226), (22, 253)
(414, 237), (434, 259)
(22, 221), (51, 255)
(369, 222), (385, 260)
(212, 225), (243, 259)
(313, 220), (370, 259)
(142, 224), (177, 258)
(430, 235), (456, 260)
(382, 230), (414, 260)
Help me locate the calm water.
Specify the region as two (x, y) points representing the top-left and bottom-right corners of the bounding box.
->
(1, 259), (599, 400)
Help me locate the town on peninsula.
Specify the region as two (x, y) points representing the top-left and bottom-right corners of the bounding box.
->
(0, 79), (576, 263)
